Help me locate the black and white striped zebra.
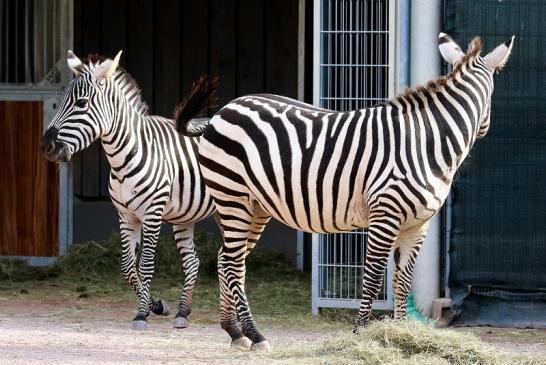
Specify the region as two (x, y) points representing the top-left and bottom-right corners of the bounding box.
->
(176, 33), (514, 349)
(42, 51), (218, 330)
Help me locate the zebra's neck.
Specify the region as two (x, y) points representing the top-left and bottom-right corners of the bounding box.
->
(100, 94), (145, 178)
(387, 60), (488, 183)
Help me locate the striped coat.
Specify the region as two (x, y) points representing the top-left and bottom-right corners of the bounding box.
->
(42, 52), (216, 330)
(177, 33), (514, 349)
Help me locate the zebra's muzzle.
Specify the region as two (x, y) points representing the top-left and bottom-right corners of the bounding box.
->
(41, 127), (72, 162)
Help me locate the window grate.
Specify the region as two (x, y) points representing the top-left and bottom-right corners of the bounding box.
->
(0, 0), (70, 85)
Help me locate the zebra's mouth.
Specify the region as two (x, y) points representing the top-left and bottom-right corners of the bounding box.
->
(42, 128), (72, 162)
(43, 143), (72, 163)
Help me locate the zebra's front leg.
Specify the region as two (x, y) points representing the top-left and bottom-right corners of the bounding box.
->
(392, 223), (428, 320)
(119, 215), (148, 329)
(133, 212), (164, 329)
(354, 208), (402, 333)
(171, 223), (199, 329)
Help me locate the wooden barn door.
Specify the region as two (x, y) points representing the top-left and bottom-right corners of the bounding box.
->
(0, 101), (59, 257)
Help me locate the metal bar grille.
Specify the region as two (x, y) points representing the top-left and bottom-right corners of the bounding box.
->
(318, 229), (388, 300)
(319, 0), (390, 112)
(312, 0), (394, 313)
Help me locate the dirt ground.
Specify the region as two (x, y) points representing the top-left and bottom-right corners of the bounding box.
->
(1, 288), (545, 364)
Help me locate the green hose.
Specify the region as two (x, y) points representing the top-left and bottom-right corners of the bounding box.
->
(405, 292), (436, 324)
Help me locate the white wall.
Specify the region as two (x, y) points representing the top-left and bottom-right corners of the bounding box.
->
(409, 0), (443, 316)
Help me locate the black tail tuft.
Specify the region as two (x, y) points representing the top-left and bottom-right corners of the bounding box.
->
(174, 75), (220, 137)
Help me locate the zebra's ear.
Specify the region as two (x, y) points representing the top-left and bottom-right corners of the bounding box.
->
(438, 32), (465, 65)
(484, 36), (515, 71)
(67, 50), (82, 75)
(92, 50), (123, 81)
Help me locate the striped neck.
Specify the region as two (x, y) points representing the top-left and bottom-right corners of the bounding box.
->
(100, 88), (144, 176)
(388, 57), (491, 180)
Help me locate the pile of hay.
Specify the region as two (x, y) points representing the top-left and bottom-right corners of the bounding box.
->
(270, 319), (545, 365)
(0, 231), (298, 283)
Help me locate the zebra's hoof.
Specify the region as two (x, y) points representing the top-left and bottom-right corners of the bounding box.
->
(172, 316), (188, 329)
(250, 341), (271, 351)
(151, 299), (170, 316)
(159, 300), (170, 316)
(132, 320), (148, 331)
(230, 336), (252, 350)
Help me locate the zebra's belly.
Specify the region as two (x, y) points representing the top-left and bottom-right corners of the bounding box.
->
(246, 187), (369, 234)
(109, 178), (212, 224)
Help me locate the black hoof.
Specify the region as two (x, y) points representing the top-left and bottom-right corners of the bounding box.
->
(132, 315), (148, 331)
(151, 299), (170, 316)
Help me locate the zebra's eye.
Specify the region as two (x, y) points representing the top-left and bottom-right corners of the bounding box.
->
(75, 98), (88, 108)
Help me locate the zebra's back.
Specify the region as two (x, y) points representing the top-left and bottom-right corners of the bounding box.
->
(199, 94), (379, 233)
(108, 116), (214, 225)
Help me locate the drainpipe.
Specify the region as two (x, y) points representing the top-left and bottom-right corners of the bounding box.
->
(409, 0), (443, 318)
(395, 0), (410, 95)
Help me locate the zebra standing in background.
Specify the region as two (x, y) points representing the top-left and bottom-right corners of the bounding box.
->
(176, 33), (514, 349)
(42, 51), (219, 330)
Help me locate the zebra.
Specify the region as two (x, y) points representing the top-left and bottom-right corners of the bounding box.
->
(42, 51), (219, 330)
(176, 33), (514, 349)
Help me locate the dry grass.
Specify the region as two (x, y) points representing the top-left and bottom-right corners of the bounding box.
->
(268, 320), (546, 365)
(1, 235), (545, 364)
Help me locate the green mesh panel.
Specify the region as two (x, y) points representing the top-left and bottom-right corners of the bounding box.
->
(445, 0), (546, 290)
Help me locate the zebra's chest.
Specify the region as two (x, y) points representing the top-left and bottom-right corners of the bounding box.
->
(108, 172), (167, 217)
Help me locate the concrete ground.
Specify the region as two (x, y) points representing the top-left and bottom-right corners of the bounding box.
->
(0, 286), (545, 364)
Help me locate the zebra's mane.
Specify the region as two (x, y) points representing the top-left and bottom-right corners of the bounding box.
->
(385, 37), (483, 107)
(79, 53), (150, 116)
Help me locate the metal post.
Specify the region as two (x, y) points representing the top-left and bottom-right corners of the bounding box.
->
(311, 232), (320, 315)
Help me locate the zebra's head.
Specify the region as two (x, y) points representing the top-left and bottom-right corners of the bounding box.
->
(42, 50), (123, 162)
(439, 33), (514, 138)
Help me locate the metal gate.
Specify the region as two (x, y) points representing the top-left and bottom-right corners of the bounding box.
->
(311, 0), (395, 314)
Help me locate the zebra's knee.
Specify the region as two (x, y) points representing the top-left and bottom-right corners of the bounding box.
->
(121, 264), (133, 283)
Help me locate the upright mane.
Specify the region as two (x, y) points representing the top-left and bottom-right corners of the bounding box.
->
(385, 37), (482, 107)
(79, 53), (150, 116)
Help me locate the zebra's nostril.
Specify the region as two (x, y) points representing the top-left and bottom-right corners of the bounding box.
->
(45, 141), (55, 154)
(42, 127), (60, 156)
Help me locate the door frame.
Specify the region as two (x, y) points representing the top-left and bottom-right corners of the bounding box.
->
(0, 88), (73, 265)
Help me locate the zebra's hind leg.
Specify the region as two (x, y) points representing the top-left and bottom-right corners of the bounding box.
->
(243, 214), (271, 350)
(392, 223), (429, 320)
(217, 200), (271, 350)
(354, 206), (402, 333)
(218, 245), (250, 349)
(171, 223), (199, 329)
(213, 213), (248, 348)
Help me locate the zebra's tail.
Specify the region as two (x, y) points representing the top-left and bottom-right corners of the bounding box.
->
(175, 75), (220, 137)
